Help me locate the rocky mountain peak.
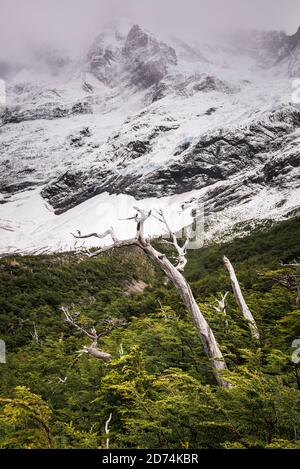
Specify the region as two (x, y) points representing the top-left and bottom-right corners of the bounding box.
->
(293, 25), (300, 39)
(286, 25), (300, 51)
(122, 23), (177, 65)
(1, 22), (300, 255)
(287, 24), (300, 77)
(86, 23), (177, 89)
(123, 24), (149, 54)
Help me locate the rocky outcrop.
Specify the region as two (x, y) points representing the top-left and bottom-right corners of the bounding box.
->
(0, 99), (92, 126)
(41, 104), (300, 214)
(229, 25), (300, 76)
(288, 26), (300, 77)
(150, 73), (235, 102)
(86, 31), (121, 86)
(123, 25), (177, 88)
(87, 24), (177, 89)
(1, 22), (300, 241)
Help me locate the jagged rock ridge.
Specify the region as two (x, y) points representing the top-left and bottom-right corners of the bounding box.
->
(0, 22), (299, 253)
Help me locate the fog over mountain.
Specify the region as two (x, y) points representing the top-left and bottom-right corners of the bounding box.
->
(0, 1), (299, 255)
(0, 0), (299, 59)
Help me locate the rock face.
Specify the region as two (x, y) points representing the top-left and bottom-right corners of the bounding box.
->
(41, 104), (300, 214)
(86, 24), (177, 89)
(288, 26), (300, 77)
(123, 25), (177, 88)
(228, 26), (300, 76)
(0, 100), (92, 126)
(0, 23), (300, 252)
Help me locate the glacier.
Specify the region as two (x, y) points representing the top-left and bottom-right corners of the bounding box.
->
(0, 23), (299, 255)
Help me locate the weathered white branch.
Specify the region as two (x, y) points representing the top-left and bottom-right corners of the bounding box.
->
(105, 413), (113, 449)
(280, 260), (300, 267)
(154, 209), (192, 272)
(58, 376), (68, 384)
(89, 239), (138, 257)
(213, 292), (229, 314)
(72, 210), (230, 387)
(212, 292), (229, 328)
(119, 343), (124, 356)
(62, 307), (112, 362)
(79, 345), (111, 361)
(133, 207), (152, 240)
(223, 256), (260, 340)
(30, 322), (39, 343)
(62, 307), (96, 339)
(72, 227), (119, 243)
(142, 240), (230, 386)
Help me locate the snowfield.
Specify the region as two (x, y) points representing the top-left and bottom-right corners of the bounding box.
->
(0, 23), (299, 255)
(0, 182), (298, 256)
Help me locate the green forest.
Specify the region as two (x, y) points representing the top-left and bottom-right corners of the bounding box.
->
(0, 217), (300, 449)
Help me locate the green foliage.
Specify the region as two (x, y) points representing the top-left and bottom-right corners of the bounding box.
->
(0, 217), (299, 448)
(0, 386), (52, 448)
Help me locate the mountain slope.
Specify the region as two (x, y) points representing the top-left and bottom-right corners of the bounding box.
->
(1, 218), (300, 449)
(0, 23), (299, 255)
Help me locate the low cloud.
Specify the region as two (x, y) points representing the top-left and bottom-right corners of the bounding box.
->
(0, 0), (299, 59)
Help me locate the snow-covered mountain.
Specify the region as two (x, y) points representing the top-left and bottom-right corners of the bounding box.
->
(0, 23), (299, 255)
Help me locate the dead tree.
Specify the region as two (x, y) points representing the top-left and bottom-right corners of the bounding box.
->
(105, 413), (113, 449)
(71, 207), (230, 388)
(212, 292), (229, 328)
(213, 292), (229, 315)
(223, 256), (260, 340)
(30, 322), (39, 343)
(62, 307), (112, 362)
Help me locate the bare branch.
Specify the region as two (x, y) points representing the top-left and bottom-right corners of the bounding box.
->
(61, 307), (96, 340)
(61, 307), (112, 362)
(119, 343), (124, 356)
(213, 292), (229, 314)
(133, 207), (152, 239)
(223, 256), (260, 340)
(182, 227), (192, 251)
(153, 209), (192, 272)
(88, 239), (138, 257)
(97, 318), (127, 338)
(105, 413), (113, 449)
(30, 322), (39, 343)
(71, 227), (119, 244)
(58, 376), (68, 384)
(151, 212), (165, 224)
(71, 207), (230, 387)
(155, 209), (176, 242)
(280, 259), (300, 267)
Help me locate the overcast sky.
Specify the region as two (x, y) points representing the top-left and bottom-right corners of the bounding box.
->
(0, 0), (299, 58)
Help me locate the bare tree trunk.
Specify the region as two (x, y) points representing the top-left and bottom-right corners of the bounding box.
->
(140, 240), (230, 388)
(223, 256), (260, 340)
(71, 209), (231, 388)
